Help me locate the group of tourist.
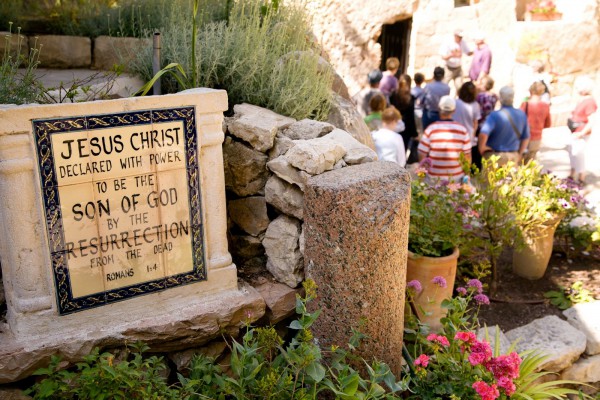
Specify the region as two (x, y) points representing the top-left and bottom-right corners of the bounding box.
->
(354, 30), (597, 183)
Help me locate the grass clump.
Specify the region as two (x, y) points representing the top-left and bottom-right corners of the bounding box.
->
(131, 0), (333, 121)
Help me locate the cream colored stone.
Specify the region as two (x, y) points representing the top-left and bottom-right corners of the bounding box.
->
(34, 35), (91, 68)
(266, 156), (311, 191)
(223, 137), (269, 196)
(560, 354), (600, 383)
(263, 215), (303, 288)
(327, 93), (376, 150)
(93, 36), (151, 71)
(285, 137), (346, 175)
(322, 128), (378, 165)
(254, 281), (301, 323)
(281, 119), (335, 140)
(265, 175), (304, 220)
(228, 196), (270, 236)
(564, 301), (600, 356)
(268, 134), (295, 160)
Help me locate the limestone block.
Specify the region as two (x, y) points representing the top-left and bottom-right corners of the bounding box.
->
(564, 301), (600, 355)
(227, 103), (295, 152)
(229, 233), (265, 261)
(254, 281), (300, 323)
(333, 158), (347, 169)
(322, 128), (377, 165)
(506, 315), (587, 372)
(34, 35), (91, 68)
(327, 93), (376, 151)
(477, 325), (512, 356)
(263, 215), (303, 288)
(228, 196), (270, 237)
(304, 161), (411, 375)
(223, 137), (269, 196)
(280, 119), (335, 140)
(268, 134), (295, 160)
(169, 340), (228, 371)
(93, 36), (150, 71)
(285, 137), (346, 175)
(299, 225), (305, 256)
(0, 32), (28, 59)
(265, 175), (304, 220)
(266, 156), (311, 191)
(561, 354), (600, 383)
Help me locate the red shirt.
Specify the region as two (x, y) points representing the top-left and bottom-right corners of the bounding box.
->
(521, 100), (551, 141)
(418, 120), (471, 179)
(572, 97), (597, 132)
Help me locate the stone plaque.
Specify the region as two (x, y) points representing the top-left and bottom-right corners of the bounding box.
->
(33, 107), (206, 314)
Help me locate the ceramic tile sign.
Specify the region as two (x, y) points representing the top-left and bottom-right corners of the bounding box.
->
(33, 107), (206, 315)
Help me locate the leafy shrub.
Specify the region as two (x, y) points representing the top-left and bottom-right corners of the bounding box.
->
(0, 24), (44, 105)
(131, 0), (333, 121)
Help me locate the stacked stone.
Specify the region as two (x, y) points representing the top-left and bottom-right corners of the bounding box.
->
(224, 103), (377, 291)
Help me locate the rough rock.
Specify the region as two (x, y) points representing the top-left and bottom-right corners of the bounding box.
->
(506, 315), (587, 372)
(228, 196), (270, 236)
(327, 93), (376, 151)
(304, 161), (411, 376)
(254, 281), (300, 323)
(265, 175), (304, 220)
(0, 388), (31, 400)
(229, 234), (265, 261)
(285, 137), (346, 175)
(561, 354), (600, 383)
(34, 35), (91, 68)
(263, 215), (303, 288)
(268, 135), (295, 159)
(266, 156), (311, 191)
(223, 137), (269, 196)
(280, 119), (335, 140)
(323, 128), (378, 165)
(0, 32), (28, 59)
(227, 104), (295, 152)
(0, 284), (265, 383)
(93, 36), (150, 71)
(476, 325), (512, 356)
(317, 56), (351, 101)
(169, 341), (228, 371)
(299, 225), (305, 256)
(563, 301), (600, 355)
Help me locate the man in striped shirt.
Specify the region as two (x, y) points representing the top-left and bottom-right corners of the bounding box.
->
(418, 96), (471, 180)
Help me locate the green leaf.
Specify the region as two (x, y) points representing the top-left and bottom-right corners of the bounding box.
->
(305, 361), (326, 383)
(289, 320), (303, 330)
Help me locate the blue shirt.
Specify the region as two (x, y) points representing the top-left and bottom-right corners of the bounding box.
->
(480, 106), (530, 152)
(422, 81), (450, 112)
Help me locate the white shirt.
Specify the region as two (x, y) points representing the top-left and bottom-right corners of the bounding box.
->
(440, 39), (471, 68)
(371, 127), (406, 166)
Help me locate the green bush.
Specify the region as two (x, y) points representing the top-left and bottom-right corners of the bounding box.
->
(131, 0), (333, 121)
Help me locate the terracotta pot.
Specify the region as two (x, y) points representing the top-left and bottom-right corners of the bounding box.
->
(406, 248), (459, 331)
(512, 215), (563, 280)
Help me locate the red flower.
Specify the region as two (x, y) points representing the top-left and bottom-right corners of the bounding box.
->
(414, 354), (430, 367)
(454, 331), (477, 344)
(472, 381), (500, 400)
(468, 340), (492, 366)
(426, 333), (450, 347)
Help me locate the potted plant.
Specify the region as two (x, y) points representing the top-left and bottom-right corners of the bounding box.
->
(407, 161), (477, 330)
(524, 0), (562, 21)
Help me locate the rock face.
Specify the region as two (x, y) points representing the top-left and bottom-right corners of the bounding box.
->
(223, 137), (269, 196)
(285, 137), (346, 175)
(229, 234), (265, 261)
(505, 315), (587, 372)
(268, 135), (296, 159)
(560, 354), (600, 383)
(280, 119), (335, 140)
(263, 215), (303, 288)
(228, 196), (270, 236)
(304, 161), (411, 376)
(266, 156), (311, 191)
(322, 129), (378, 165)
(563, 301), (600, 355)
(168, 341), (228, 371)
(254, 281), (301, 323)
(265, 175), (304, 220)
(227, 104), (295, 152)
(93, 36), (150, 71)
(34, 35), (91, 68)
(327, 93), (376, 150)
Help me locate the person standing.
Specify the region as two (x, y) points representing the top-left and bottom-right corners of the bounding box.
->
(440, 29), (472, 92)
(412, 72), (426, 136)
(567, 76), (597, 183)
(418, 96), (471, 180)
(478, 86), (530, 166)
(454, 82), (482, 168)
(422, 67), (450, 130)
(476, 76), (498, 129)
(379, 57), (400, 102)
(371, 107), (406, 166)
(353, 69), (383, 117)
(390, 74), (418, 162)
(364, 93), (386, 131)
(469, 32), (492, 84)
(520, 81), (551, 163)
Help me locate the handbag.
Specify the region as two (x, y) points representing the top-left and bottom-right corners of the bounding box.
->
(567, 118), (583, 132)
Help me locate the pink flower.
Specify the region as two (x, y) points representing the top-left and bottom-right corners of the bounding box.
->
(414, 354), (429, 367)
(457, 287), (468, 296)
(448, 182), (461, 193)
(427, 334), (450, 347)
(467, 279), (484, 294)
(472, 381), (499, 400)
(475, 294), (490, 305)
(407, 280), (423, 293)
(487, 352), (521, 380)
(497, 376), (516, 396)
(469, 340), (492, 366)
(454, 331), (477, 345)
(431, 276), (447, 288)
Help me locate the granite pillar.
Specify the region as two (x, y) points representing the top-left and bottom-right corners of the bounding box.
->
(304, 161), (410, 375)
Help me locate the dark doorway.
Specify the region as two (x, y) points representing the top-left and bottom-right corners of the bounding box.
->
(377, 18), (412, 75)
